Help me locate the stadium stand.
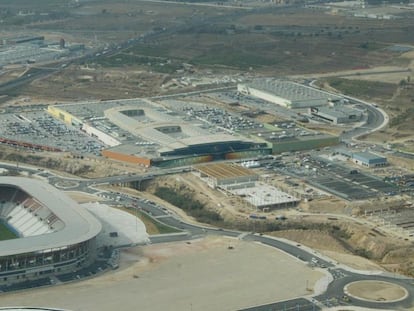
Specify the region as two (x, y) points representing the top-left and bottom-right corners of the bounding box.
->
(0, 177), (102, 289)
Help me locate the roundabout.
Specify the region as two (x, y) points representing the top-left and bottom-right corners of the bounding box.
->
(54, 180), (79, 189)
(345, 280), (408, 303)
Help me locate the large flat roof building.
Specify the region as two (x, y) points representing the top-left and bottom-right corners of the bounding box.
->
(48, 100), (271, 168)
(238, 79), (343, 109)
(194, 163), (259, 189)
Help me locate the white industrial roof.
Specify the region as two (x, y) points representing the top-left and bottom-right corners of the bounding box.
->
(0, 177), (102, 257)
(105, 106), (255, 154)
(229, 182), (299, 208)
(247, 79), (342, 104)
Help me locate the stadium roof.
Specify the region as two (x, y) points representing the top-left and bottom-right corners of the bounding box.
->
(0, 177), (102, 257)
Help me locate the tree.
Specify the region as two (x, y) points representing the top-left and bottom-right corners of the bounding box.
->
(399, 79), (407, 87)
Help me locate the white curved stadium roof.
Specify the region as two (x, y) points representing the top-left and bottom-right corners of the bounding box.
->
(0, 177), (102, 257)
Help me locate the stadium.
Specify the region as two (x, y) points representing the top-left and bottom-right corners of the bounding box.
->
(0, 177), (102, 288)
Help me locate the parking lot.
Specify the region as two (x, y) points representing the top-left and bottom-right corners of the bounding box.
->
(0, 110), (105, 155)
(310, 157), (397, 200)
(266, 153), (398, 201)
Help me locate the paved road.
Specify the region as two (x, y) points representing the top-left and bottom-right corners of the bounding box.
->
(1, 161), (414, 310)
(316, 270), (414, 310)
(240, 298), (321, 311)
(341, 96), (388, 141)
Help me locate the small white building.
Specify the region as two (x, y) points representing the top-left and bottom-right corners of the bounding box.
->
(309, 106), (362, 124)
(352, 152), (387, 167)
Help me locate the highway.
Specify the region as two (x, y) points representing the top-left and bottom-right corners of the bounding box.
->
(0, 67), (57, 94)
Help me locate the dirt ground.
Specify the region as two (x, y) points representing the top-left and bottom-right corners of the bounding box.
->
(140, 172), (414, 274)
(0, 144), (148, 179)
(0, 237), (324, 311)
(269, 229), (381, 271)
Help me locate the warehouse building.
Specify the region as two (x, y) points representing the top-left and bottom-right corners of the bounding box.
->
(237, 79), (343, 109)
(194, 163), (259, 189)
(255, 126), (339, 154)
(309, 106), (362, 124)
(352, 152), (387, 167)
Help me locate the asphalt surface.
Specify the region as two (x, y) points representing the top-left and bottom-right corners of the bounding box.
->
(1, 161), (414, 310)
(0, 41), (409, 310)
(0, 4), (412, 309)
(341, 96), (387, 141)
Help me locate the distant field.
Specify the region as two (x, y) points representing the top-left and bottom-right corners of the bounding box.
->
(325, 77), (397, 99)
(0, 222), (18, 241)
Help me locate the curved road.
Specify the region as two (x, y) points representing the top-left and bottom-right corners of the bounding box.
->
(1, 161), (414, 310)
(341, 94), (389, 141)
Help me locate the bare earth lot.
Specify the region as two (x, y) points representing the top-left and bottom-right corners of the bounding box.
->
(0, 237), (324, 311)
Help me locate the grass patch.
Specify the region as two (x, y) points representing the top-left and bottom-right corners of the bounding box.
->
(326, 77), (396, 99)
(0, 222), (18, 241)
(389, 107), (414, 128)
(116, 206), (179, 235)
(154, 186), (224, 225)
(137, 209), (179, 234)
(127, 46), (173, 58)
(192, 47), (278, 69)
